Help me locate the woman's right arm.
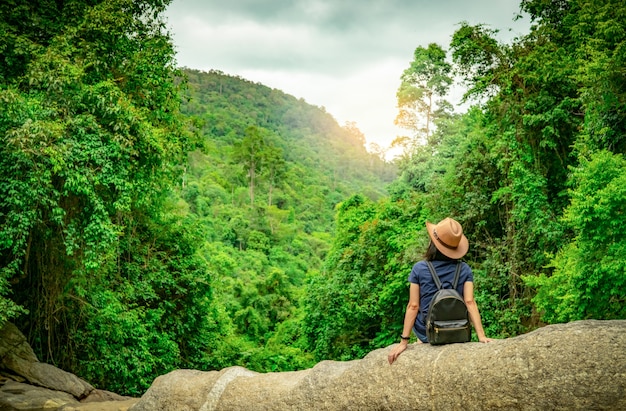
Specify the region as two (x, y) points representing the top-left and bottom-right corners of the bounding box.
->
(388, 283), (420, 364)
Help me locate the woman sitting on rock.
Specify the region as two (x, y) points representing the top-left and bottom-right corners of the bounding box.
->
(388, 217), (493, 364)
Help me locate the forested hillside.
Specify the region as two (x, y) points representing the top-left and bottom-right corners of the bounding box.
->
(1, 0), (625, 399)
(180, 68), (394, 228)
(171, 68), (395, 375)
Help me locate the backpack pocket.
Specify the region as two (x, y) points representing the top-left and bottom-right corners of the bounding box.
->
(428, 319), (471, 345)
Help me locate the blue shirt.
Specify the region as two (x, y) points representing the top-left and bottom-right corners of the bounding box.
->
(408, 260), (474, 341)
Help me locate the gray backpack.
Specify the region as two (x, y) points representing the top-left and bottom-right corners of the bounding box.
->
(425, 261), (472, 345)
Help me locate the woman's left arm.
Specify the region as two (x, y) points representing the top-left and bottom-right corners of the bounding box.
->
(463, 281), (494, 343)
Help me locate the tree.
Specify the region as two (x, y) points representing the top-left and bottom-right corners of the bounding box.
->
(263, 144), (286, 206)
(448, 12), (579, 331)
(568, 0), (626, 153)
(395, 43), (453, 143)
(446, 0), (626, 330)
(343, 121), (366, 148)
(232, 125), (266, 205)
(1, 0), (186, 321)
(367, 142), (386, 162)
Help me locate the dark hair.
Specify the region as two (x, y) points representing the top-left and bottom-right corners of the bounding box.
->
(423, 240), (456, 261)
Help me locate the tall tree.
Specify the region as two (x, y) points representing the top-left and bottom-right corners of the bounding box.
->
(518, 0), (626, 322)
(263, 144), (286, 206)
(233, 125), (266, 205)
(395, 43), (453, 143)
(449, 13), (579, 328)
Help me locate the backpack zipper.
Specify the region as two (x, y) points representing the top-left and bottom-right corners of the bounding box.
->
(435, 326), (468, 333)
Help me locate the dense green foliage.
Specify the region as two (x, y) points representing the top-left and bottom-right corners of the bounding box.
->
(2, 0), (625, 396)
(0, 0), (232, 395)
(525, 151), (626, 322)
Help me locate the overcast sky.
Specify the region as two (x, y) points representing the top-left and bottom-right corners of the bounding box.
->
(164, 1), (530, 151)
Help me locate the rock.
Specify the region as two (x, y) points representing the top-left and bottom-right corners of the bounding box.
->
(130, 320), (626, 411)
(58, 399), (140, 411)
(3, 356), (95, 399)
(0, 322), (134, 410)
(0, 379), (78, 410)
(128, 367), (258, 411)
(81, 389), (132, 403)
(0, 322), (95, 399)
(0, 323), (38, 363)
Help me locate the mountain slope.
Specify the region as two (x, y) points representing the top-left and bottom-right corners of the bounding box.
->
(181, 68), (394, 214)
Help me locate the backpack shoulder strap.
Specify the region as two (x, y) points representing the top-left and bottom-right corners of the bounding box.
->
(426, 261), (443, 290)
(452, 261), (461, 289)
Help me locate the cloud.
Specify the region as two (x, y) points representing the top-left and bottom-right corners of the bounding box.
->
(164, 0), (529, 148)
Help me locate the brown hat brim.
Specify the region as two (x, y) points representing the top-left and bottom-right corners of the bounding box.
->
(426, 221), (469, 259)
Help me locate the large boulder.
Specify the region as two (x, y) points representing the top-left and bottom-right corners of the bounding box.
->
(0, 322), (132, 410)
(131, 320), (626, 410)
(0, 322), (94, 399)
(0, 323), (38, 363)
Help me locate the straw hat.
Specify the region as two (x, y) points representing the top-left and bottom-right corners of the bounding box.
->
(426, 217), (469, 259)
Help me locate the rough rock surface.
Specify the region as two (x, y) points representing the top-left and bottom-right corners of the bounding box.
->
(0, 322), (131, 411)
(80, 389), (132, 403)
(58, 398), (139, 411)
(0, 380), (78, 410)
(0, 322), (94, 399)
(130, 320), (626, 411)
(4, 356), (95, 399)
(0, 323), (38, 363)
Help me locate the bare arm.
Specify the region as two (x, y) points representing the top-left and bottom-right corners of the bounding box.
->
(388, 283), (420, 364)
(463, 281), (493, 343)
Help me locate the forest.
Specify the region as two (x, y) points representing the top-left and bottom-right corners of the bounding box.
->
(1, 0), (625, 396)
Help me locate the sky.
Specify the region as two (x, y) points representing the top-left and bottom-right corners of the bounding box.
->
(164, 1), (530, 151)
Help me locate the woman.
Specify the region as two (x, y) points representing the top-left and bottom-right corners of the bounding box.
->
(388, 217), (493, 364)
